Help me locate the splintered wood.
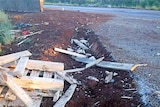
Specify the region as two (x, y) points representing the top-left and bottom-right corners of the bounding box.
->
(0, 50), (77, 107)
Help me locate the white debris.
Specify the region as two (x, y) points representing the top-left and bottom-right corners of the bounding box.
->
(113, 72), (118, 76)
(89, 56), (96, 60)
(105, 71), (113, 83)
(87, 76), (99, 82)
(67, 48), (74, 52)
(76, 48), (85, 54)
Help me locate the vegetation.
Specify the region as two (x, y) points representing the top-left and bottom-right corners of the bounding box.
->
(0, 11), (14, 45)
(45, 0), (160, 10)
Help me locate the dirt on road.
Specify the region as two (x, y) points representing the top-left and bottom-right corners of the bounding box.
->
(1, 9), (156, 107)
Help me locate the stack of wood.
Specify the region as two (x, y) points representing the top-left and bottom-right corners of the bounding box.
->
(0, 50), (77, 107)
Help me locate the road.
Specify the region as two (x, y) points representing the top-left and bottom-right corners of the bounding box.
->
(45, 5), (160, 107)
(44, 5), (160, 19)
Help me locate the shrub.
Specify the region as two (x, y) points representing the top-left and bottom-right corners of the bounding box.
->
(0, 10), (14, 45)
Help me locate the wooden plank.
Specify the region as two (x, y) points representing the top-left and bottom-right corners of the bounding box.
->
(0, 71), (33, 107)
(0, 50), (32, 66)
(57, 72), (78, 84)
(72, 39), (89, 50)
(54, 84), (77, 107)
(62, 68), (85, 73)
(85, 57), (104, 68)
(18, 30), (43, 39)
(26, 60), (64, 72)
(54, 48), (87, 58)
(13, 57), (29, 77)
(73, 57), (147, 71)
(12, 76), (64, 91)
(5, 89), (16, 101)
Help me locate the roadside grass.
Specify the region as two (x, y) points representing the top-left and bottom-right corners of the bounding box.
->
(0, 10), (14, 45)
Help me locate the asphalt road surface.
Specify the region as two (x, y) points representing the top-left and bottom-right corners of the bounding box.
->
(45, 5), (160, 107)
(44, 5), (160, 19)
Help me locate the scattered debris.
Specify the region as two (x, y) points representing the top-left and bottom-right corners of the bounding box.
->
(18, 30), (43, 39)
(73, 57), (147, 71)
(105, 71), (113, 83)
(87, 76), (99, 82)
(0, 51), (77, 107)
(72, 39), (89, 50)
(17, 38), (29, 45)
(121, 96), (133, 99)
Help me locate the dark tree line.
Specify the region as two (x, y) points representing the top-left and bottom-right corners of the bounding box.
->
(45, 0), (160, 10)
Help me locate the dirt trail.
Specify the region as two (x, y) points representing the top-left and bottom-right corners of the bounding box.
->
(90, 15), (160, 107)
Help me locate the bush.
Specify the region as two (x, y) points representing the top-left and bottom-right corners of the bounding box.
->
(0, 10), (14, 45)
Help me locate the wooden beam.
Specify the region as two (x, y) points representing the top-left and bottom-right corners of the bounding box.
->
(13, 57), (29, 77)
(54, 84), (77, 107)
(85, 57), (104, 68)
(0, 50), (32, 66)
(0, 71), (33, 107)
(54, 48), (87, 58)
(12, 76), (64, 91)
(57, 72), (78, 84)
(26, 59), (64, 72)
(73, 57), (147, 71)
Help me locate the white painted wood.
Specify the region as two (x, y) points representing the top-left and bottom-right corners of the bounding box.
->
(54, 48), (87, 58)
(54, 84), (77, 107)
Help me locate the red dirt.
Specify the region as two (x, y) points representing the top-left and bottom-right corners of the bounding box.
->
(2, 10), (145, 107)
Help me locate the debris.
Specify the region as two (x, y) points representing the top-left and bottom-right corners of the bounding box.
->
(67, 48), (74, 52)
(18, 30), (43, 39)
(57, 72), (78, 84)
(26, 59), (64, 72)
(53, 91), (61, 102)
(17, 38), (29, 45)
(76, 48), (85, 54)
(85, 57), (104, 68)
(121, 96), (133, 99)
(54, 48), (87, 58)
(87, 76), (99, 82)
(79, 39), (88, 46)
(54, 84), (77, 107)
(22, 30), (30, 35)
(4, 89), (16, 101)
(105, 71), (113, 83)
(157, 53), (160, 56)
(73, 57), (147, 71)
(124, 88), (137, 91)
(113, 72), (118, 76)
(12, 76), (64, 91)
(0, 71), (33, 107)
(0, 50), (32, 66)
(13, 57), (29, 77)
(62, 67), (85, 73)
(72, 39), (89, 50)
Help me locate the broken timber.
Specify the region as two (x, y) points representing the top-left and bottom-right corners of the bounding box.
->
(54, 84), (77, 107)
(26, 59), (64, 72)
(54, 48), (87, 58)
(13, 57), (29, 77)
(74, 57), (147, 71)
(0, 71), (33, 107)
(72, 39), (89, 50)
(12, 76), (64, 91)
(0, 50), (32, 66)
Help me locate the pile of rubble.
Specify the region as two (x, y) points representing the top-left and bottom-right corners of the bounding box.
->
(0, 38), (147, 107)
